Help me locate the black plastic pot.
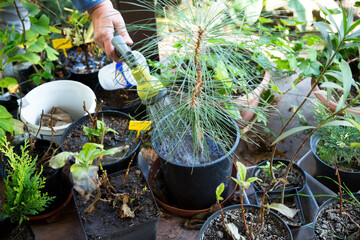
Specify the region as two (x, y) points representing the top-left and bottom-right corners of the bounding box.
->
(198, 204), (293, 240)
(313, 193), (360, 239)
(12, 139), (70, 216)
(0, 219), (35, 240)
(0, 93), (18, 114)
(152, 117), (240, 210)
(61, 110), (142, 174)
(74, 166), (160, 240)
(251, 159), (307, 193)
(94, 83), (147, 120)
(310, 135), (360, 193)
(255, 189), (306, 227)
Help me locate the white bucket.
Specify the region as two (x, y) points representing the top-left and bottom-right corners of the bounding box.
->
(19, 80), (97, 144)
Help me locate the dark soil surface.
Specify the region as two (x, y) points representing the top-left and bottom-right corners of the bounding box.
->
(256, 192), (304, 227)
(253, 160), (306, 191)
(200, 206), (291, 240)
(61, 46), (111, 74)
(62, 115), (138, 165)
(74, 167), (160, 240)
(96, 86), (141, 108)
(315, 196), (360, 239)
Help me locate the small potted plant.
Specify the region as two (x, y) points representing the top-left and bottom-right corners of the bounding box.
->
(61, 109), (142, 173)
(310, 101), (360, 192)
(198, 162), (294, 239)
(59, 9), (111, 90)
(50, 140), (161, 239)
(0, 139), (53, 239)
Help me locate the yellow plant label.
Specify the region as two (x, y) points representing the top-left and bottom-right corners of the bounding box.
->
(52, 39), (73, 58)
(129, 121), (151, 137)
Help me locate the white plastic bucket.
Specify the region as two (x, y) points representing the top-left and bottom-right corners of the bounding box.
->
(19, 80), (97, 144)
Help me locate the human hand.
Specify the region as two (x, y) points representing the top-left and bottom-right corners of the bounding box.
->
(88, 0), (133, 62)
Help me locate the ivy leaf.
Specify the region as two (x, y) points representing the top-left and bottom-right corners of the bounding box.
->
(29, 15), (50, 35)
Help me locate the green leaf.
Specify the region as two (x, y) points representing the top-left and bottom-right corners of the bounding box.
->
(8, 53), (40, 65)
(236, 161), (247, 183)
(49, 152), (76, 169)
(0, 77), (18, 89)
(29, 15), (50, 35)
(0, 105), (13, 119)
(308, 47), (317, 61)
(272, 126), (315, 145)
(321, 120), (354, 128)
(70, 164), (89, 180)
(351, 142), (360, 147)
(247, 177), (261, 183)
(0, 118), (13, 133)
(9, 118), (25, 135)
(288, 54), (297, 70)
(27, 36), (46, 53)
(335, 60), (353, 112)
(347, 119), (360, 132)
(216, 183), (224, 201)
(231, 176), (241, 187)
(45, 47), (59, 61)
(267, 203), (299, 219)
(22, 2), (40, 16)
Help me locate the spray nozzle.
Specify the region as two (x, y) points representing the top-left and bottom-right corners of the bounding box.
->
(111, 35), (139, 67)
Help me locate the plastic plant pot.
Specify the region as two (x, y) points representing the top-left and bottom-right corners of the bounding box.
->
(254, 189), (306, 227)
(61, 110), (142, 174)
(251, 159), (307, 194)
(147, 158), (239, 217)
(152, 116), (240, 210)
(73, 166), (161, 240)
(313, 193), (360, 240)
(198, 204), (293, 240)
(18, 80), (97, 144)
(310, 134), (360, 193)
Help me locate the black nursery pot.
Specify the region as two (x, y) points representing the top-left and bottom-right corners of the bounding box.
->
(61, 110), (142, 173)
(251, 159), (307, 193)
(0, 218), (35, 240)
(0, 93), (18, 114)
(198, 204), (293, 240)
(254, 189), (306, 227)
(310, 135), (360, 193)
(152, 117), (240, 210)
(313, 193), (360, 240)
(73, 167), (161, 240)
(94, 83), (146, 120)
(69, 71), (99, 91)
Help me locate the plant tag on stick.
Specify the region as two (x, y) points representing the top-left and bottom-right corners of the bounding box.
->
(52, 38), (73, 57)
(129, 121), (151, 137)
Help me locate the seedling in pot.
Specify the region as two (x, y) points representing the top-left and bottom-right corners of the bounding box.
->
(223, 162), (297, 240)
(314, 165), (360, 239)
(49, 142), (129, 202)
(0, 138), (53, 237)
(257, 161), (286, 178)
(83, 118), (119, 143)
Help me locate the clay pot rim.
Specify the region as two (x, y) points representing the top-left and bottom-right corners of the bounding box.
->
(147, 158), (238, 217)
(311, 77), (360, 115)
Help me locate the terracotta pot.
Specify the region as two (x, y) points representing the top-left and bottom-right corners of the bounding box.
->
(312, 78), (360, 115)
(232, 70), (271, 123)
(147, 158), (238, 217)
